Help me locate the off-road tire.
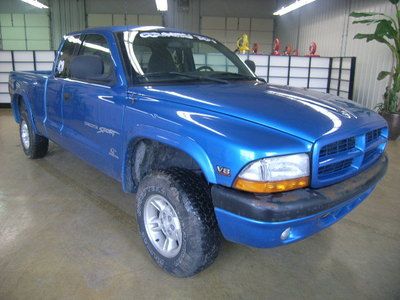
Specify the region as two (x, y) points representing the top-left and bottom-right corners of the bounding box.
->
(136, 167), (220, 277)
(19, 111), (48, 159)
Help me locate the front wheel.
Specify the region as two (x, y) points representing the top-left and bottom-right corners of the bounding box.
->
(136, 168), (220, 277)
(19, 111), (48, 159)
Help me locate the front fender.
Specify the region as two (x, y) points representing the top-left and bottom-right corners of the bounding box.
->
(122, 124), (217, 189)
(122, 97), (312, 188)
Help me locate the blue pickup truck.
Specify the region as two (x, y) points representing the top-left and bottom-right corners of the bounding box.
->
(9, 26), (388, 277)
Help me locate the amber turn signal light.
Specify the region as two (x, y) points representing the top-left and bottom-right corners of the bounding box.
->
(233, 176), (310, 193)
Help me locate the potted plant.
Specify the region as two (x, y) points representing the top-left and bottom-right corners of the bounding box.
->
(350, 0), (400, 140)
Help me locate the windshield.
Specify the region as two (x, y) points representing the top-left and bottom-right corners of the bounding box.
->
(117, 30), (256, 84)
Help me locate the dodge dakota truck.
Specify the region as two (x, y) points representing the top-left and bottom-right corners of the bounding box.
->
(9, 26), (388, 277)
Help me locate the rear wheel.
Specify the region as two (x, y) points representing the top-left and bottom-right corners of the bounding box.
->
(136, 168), (220, 277)
(19, 111), (48, 159)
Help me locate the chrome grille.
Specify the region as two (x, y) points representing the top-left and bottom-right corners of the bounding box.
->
(312, 127), (387, 188)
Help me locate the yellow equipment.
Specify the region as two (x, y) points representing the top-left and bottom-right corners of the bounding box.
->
(236, 33), (250, 54)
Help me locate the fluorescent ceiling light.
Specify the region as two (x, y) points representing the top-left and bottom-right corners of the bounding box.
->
(273, 0), (316, 16)
(21, 0), (48, 9)
(155, 0), (168, 11)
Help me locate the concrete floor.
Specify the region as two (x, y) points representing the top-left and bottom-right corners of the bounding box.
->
(0, 108), (399, 299)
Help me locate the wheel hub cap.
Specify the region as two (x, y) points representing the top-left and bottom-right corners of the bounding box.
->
(143, 194), (182, 258)
(20, 120), (30, 149)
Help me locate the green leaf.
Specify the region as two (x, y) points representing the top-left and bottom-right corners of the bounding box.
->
(388, 0), (399, 5)
(350, 12), (385, 18)
(374, 19), (396, 39)
(377, 71), (391, 80)
(353, 33), (370, 39)
(352, 19), (380, 25)
(353, 33), (391, 47)
(353, 33), (377, 42)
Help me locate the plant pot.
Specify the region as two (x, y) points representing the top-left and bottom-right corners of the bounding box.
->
(380, 111), (400, 140)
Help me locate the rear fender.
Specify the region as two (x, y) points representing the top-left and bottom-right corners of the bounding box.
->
(11, 92), (38, 133)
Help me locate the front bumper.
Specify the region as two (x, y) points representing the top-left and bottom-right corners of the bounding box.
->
(211, 154), (388, 248)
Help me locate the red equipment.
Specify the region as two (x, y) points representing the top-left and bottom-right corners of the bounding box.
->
(284, 44), (292, 56)
(307, 41), (320, 57)
(272, 38), (281, 55)
(252, 43), (259, 54)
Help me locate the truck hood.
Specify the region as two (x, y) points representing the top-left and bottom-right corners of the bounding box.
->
(134, 82), (386, 142)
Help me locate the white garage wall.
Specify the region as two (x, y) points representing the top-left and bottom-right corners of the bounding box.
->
(85, 0), (163, 27)
(275, 0), (395, 110)
(199, 0), (275, 53)
(49, 0), (86, 50)
(1, 0), (277, 52)
(200, 0), (276, 18)
(84, 0), (158, 14)
(85, 0), (275, 52)
(200, 16), (273, 53)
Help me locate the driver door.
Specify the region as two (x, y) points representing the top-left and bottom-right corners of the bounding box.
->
(45, 35), (81, 143)
(61, 33), (124, 178)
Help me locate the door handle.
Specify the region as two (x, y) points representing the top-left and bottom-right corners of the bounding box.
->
(127, 91), (138, 103)
(63, 92), (71, 101)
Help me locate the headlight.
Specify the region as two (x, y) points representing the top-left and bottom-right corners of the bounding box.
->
(233, 153), (310, 193)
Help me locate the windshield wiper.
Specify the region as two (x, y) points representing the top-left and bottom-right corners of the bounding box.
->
(138, 72), (228, 84)
(212, 72), (266, 82)
(168, 72), (228, 84)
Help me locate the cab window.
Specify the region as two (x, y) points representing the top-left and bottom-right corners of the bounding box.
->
(55, 35), (81, 78)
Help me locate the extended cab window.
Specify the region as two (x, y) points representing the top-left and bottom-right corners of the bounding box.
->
(55, 35), (81, 78)
(72, 34), (115, 84)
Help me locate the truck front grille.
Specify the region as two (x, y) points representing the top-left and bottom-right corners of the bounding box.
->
(318, 158), (353, 176)
(312, 127), (387, 188)
(366, 128), (381, 146)
(363, 148), (380, 165)
(319, 137), (356, 158)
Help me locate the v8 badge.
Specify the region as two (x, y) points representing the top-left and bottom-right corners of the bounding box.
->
(217, 166), (231, 177)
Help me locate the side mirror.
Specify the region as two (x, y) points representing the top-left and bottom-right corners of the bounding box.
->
(70, 55), (104, 81)
(245, 59), (256, 73)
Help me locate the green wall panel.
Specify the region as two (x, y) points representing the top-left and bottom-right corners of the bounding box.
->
(11, 14), (25, 26)
(1, 27), (25, 39)
(26, 27), (50, 40)
(0, 14), (12, 26)
(27, 40), (51, 50)
(25, 14), (49, 27)
(2, 40), (27, 50)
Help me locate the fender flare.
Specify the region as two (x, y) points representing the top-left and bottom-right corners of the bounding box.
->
(11, 92), (38, 133)
(122, 124), (217, 191)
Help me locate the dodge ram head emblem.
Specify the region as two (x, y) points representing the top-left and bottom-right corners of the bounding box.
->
(217, 166), (231, 176)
